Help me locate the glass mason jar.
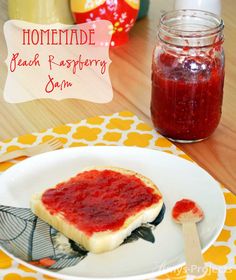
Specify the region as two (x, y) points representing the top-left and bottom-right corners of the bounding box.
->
(151, 10), (225, 143)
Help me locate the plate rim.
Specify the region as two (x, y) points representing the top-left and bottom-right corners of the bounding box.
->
(0, 146), (226, 280)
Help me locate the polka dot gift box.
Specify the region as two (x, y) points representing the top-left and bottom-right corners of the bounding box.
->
(0, 111), (236, 280)
(71, 0), (140, 46)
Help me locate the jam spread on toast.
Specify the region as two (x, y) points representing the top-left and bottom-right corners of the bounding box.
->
(42, 169), (161, 235)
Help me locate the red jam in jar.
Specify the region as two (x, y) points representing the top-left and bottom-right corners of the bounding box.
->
(151, 10), (225, 143)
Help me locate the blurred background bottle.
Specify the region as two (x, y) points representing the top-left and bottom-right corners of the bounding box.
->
(174, 0), (221, 15)
(8, 0), (74, 24)
(138, 0), (150, 20)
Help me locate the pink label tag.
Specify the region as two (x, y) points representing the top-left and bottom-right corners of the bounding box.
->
(4, 20), (113, 103)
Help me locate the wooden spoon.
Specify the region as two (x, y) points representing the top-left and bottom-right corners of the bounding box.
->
(172, 199), (205, 276)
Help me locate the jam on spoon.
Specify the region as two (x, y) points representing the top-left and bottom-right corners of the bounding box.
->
(172, 199), (205, 276)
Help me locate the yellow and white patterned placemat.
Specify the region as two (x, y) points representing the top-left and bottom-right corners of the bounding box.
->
(0, 111), (235, 280)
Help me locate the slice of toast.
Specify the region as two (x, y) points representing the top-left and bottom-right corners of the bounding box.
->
(30, 167), (163, 254)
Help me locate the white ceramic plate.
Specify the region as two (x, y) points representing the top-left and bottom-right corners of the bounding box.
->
(0, 146), (226, 280)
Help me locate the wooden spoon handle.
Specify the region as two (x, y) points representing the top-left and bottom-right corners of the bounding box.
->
(182, 222), (205, 276)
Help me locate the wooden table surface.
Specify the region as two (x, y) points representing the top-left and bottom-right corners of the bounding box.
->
(0, 0), (235, 193)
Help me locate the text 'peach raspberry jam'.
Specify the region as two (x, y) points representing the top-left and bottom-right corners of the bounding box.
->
(151, 10), (225, 143)
(42, 169), (161, 235)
